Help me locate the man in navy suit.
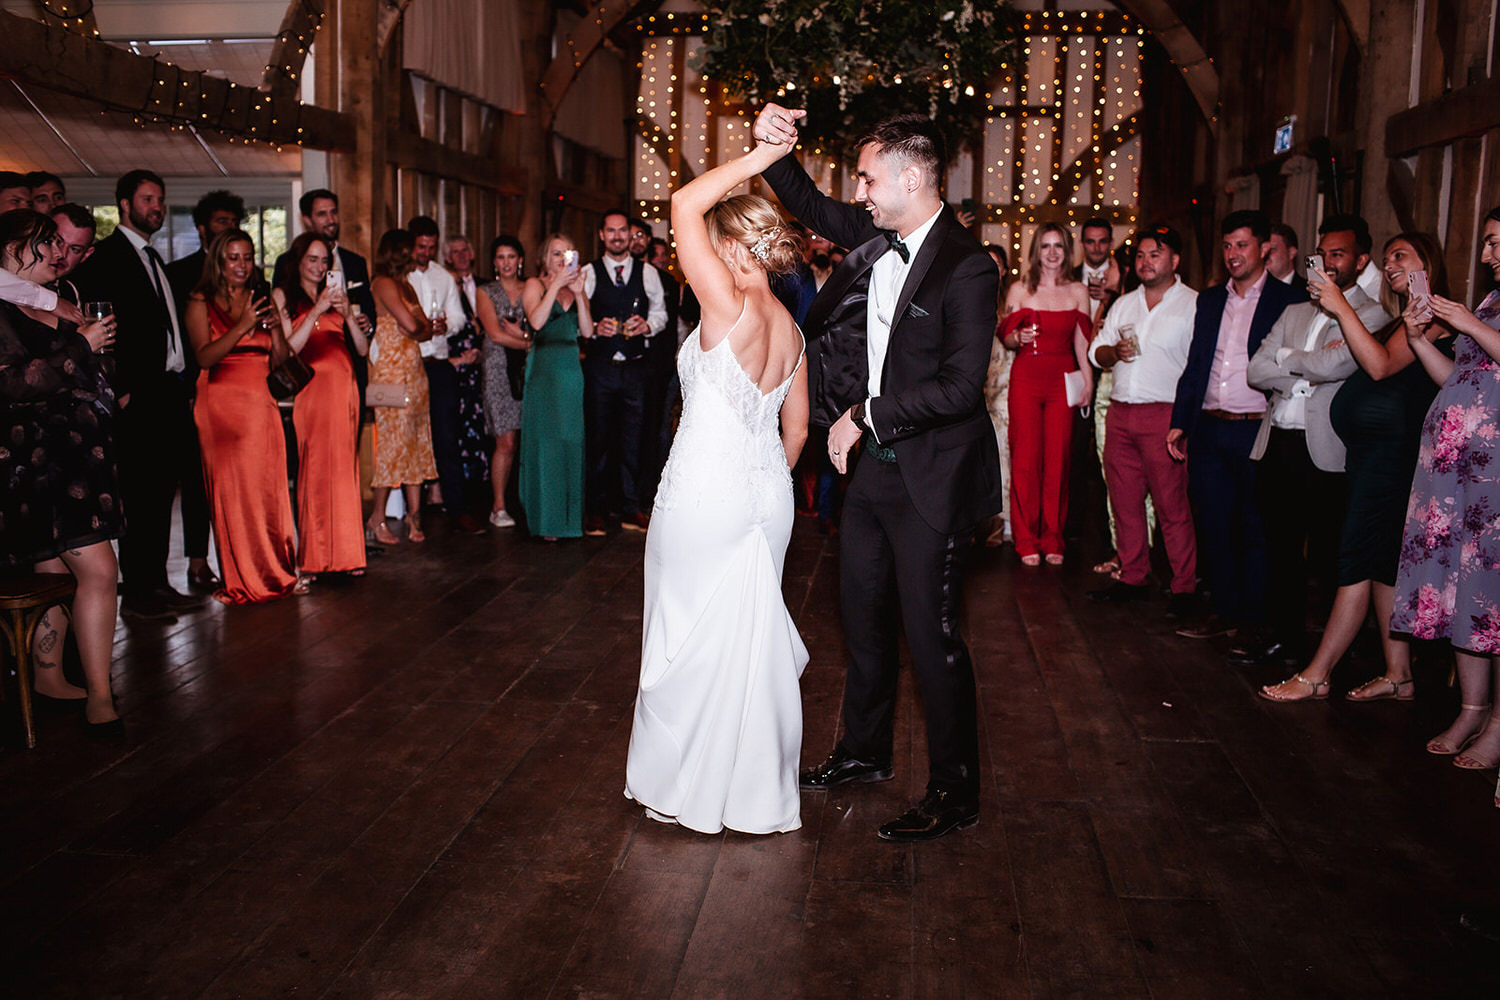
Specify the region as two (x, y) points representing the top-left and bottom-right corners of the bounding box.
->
(755, 104), (1002, 842)
(1168, 210), (1308, 639)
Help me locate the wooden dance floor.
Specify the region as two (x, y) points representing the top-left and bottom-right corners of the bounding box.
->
(3, 515), (1497, 998)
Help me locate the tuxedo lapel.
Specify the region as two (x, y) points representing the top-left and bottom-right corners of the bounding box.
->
(804, 233), (887, 336)
(890, 210), (950, 335)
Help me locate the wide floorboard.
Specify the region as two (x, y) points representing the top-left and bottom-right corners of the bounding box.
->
(2, 514), (1497, 998)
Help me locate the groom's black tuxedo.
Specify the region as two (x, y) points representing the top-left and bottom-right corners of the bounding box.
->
(763, 154), (1000, 801)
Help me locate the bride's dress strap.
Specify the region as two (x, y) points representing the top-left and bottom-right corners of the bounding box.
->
(699, 297), (751, 352)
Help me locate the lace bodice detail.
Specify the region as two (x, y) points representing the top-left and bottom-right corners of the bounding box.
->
(654, 316), (804, 520)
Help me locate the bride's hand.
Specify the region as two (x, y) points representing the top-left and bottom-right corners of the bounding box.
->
(754, 102), (805, 148)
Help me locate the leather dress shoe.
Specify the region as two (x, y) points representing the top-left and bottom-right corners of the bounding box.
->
(1228, 634), (1301, 666)
(119, 593), (177, 623)
(1087, 581), (1147, 603)
(799, 745), (894, 788)
(186, 566), (222, 593)
(1164, 592), (1197, 620)
(155, 587), (203, 612)
(876, 788), (979, 842)
(1175, 614), (1236, 639)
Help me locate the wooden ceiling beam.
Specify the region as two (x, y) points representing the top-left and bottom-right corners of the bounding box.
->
(0, 9), (355, 151)
(261, 0), (328, 97)
(540, 0), (663, 127)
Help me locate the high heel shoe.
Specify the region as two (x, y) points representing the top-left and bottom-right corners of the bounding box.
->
(1426, 703), (1490, 755)
(367, 520), (399, 546)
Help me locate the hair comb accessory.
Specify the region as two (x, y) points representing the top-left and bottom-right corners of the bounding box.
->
(751, 226), (782, 262)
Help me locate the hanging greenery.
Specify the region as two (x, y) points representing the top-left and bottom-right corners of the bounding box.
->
(693, 0), (1023, 162)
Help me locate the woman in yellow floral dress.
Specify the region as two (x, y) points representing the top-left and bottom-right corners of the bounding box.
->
(366, 228), (437, 544)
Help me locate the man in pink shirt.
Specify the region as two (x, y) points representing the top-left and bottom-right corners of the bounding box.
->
(1167, 210), (1309, 639)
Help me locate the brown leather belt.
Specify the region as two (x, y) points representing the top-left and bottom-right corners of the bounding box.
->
(1202, 408), (1264, 421)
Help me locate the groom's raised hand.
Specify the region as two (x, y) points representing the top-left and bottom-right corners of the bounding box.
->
(754, 102), (805, 147)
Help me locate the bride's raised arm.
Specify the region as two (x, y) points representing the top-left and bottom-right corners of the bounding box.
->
(670, 113), (805, 332)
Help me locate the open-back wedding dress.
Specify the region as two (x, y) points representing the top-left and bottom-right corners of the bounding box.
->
(624, 304), (808, 834)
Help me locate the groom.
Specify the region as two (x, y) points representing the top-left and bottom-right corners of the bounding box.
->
(754, 104), (1002, 841)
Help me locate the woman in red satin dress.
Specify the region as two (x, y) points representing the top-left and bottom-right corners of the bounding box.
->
(184, 229), (301, 603)
(1000, 223), (1093, 565)
(274, 233), (368, 581)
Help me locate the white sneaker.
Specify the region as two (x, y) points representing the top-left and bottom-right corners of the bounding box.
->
(488, 509), (516, 528)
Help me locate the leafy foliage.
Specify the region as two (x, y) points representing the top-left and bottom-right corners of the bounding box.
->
(694, 0), (1022, 162)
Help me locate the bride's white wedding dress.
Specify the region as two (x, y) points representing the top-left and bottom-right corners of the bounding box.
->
(624, 304), (808, 834)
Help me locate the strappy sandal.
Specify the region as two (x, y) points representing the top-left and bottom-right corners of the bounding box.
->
(1258, 673), (1330, 702)
(1044, 553), (1065, 566)
(1427, 704), (1491, 755)
(1020, 553), (1041, 567)
(367, 520), (399, 545)
(292, 576), (312, 596)
(1345, 675), (1415, 702)
(405, 513), (425, 543)
(1093, 557), (1120, 574)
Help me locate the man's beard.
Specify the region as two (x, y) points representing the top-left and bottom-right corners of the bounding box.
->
(128, 207), (162, 235)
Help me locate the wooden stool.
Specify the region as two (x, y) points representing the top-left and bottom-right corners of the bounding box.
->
(0, 573), (78, 749)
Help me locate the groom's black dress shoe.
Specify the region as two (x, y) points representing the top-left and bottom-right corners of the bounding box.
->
(799, 746), (894, 788)
(876, 788), (979, 842)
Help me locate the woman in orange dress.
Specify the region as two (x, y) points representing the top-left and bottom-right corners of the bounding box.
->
(275, 232), (367, 580)
(184, 229), (301, 603)
(1000, 223), (1093, 566)
(366, 228), (437, 545)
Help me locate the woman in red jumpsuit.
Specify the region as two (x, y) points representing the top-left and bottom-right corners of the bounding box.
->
(1000, 223), (1093, 565)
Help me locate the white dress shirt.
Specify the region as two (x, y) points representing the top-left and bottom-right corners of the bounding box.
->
(580, 254), (669, 337)
(864, 207), (943, 442)
(1268, 310), (1333, 430)
(0, 268), (58, 311)
(1090, 276), (1198, 404)
(407, 262), (466, 360)
(1356, 259), (1382, 302)
(119, 224), (185, 373)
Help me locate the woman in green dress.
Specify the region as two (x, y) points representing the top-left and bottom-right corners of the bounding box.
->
(519, 234), (593, 539)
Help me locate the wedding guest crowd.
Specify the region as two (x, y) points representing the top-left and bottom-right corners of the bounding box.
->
(7, 150), (1497, 813)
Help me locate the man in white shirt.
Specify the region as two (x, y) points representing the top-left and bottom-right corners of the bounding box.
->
(1087, 225), (1199, 616)
(406, 215), (470, 529)
(580, 209), (669, 534)
(1241, 214), (1388, 666)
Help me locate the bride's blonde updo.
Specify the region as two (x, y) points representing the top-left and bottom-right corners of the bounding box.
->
(704, 194), (805, 275)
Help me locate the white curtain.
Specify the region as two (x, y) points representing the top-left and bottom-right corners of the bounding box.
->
(1226, 172), (1260, 212)
(1280, 154), (1318, 252)
(403, 0), (525, 113)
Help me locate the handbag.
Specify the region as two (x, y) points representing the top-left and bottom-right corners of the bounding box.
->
(1064, 369), (1090, 413)
(366, 381), (409, 408)
(266, 354), (314, 400)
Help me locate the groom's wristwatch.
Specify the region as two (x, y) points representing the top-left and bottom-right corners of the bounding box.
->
(850, 401), (869, 433)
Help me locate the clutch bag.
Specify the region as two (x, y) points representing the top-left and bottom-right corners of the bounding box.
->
(266, 354), (314, 400)
(1064, 369), (1089, 410)
(366, 381), (409, 408)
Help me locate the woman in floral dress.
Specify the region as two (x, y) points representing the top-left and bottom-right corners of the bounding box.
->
(1391, 206), (1500, 770)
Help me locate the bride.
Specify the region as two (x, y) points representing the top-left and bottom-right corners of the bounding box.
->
(623, 140), (811, 834)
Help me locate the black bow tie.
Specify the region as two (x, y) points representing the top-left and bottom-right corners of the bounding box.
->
(885, 232), (909, 263)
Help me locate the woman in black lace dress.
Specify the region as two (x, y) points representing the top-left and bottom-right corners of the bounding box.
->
(0, 209), (122, 733)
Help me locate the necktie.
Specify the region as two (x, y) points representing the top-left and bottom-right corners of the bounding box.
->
(143, 244), (181, 354)
(886, 232), (909, 263)
(614, 265), (625, 286)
